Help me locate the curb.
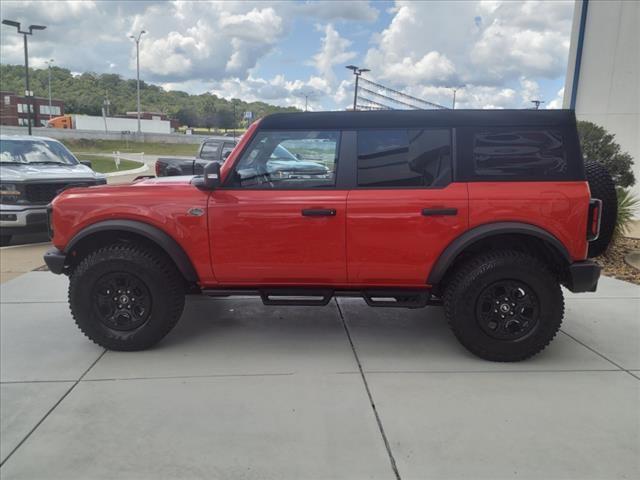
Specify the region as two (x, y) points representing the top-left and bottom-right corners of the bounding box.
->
(103, 164), (149, 177)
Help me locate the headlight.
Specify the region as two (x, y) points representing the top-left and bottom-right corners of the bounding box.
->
(0, 183), (21, 204)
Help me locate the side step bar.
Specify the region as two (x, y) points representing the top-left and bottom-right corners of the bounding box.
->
(201, 288), (440, 308)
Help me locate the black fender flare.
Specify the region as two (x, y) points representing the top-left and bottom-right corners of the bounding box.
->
(427, 222), (571, 285)
(65, 219), (198, 282)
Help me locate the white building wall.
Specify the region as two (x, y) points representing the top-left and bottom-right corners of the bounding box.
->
(564, 0), (640, 198)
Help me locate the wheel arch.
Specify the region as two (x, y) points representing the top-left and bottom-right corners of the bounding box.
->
(428, 222), (571, 286)
(64, 219), (198, 283)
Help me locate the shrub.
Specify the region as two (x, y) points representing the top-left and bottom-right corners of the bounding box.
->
(577, 120), (635, 188)
(614, 188), (640, 239)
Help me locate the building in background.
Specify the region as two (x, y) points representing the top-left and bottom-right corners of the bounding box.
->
(563, 0), (639, 199)
(0, 91), (65, 127)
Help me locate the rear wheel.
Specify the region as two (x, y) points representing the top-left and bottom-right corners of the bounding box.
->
(585, 161), (617, 257)
(444, 250), (564, 362)
(69, 243), (185, 350)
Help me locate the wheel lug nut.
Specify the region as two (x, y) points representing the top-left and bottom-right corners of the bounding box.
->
(495, 300), (500, 304)
(494, 309), (498, 313)
(501, 314), (505, 319)
(113, 297), (117, 301)
(510, 311), (514, 316)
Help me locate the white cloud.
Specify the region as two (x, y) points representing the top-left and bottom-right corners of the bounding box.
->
(546, 87), (565, 109)
(311, 24), (356, 83)
(519, 77), (540, 105)
(293, 1), (379, 22)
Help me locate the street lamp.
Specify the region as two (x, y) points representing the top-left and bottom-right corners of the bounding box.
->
(45, 58), (54, 119)
(449, 86), (464, 109)
(296, 90), (317, 112)
(129, 29), (146, 134)
(2, 20), (47, 135)
(345, 65), (370, 111)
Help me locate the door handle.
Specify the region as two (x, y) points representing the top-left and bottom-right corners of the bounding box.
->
(302, 208), (336, 217)
(422, 207), (458, 216)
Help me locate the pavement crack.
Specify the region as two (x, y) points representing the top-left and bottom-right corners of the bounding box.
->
(335, 298), (401, 480)
(559, 330), (639, 380)
(0, 349), (107, 468)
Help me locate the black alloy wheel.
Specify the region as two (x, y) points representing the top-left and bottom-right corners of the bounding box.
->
(476, 280), (539, 341)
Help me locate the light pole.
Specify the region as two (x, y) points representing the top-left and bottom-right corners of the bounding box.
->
(296, 90), (317, 112)
(2, 20), (46, 135)
(45, 58), (54, 119)
(452, 88), (458, 110)
(346, 65), (370, 111)
(129, 30), (146, 134)
(531, 100), (544, 110)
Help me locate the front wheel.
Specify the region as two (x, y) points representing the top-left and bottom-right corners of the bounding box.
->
(69, 243), (185, 350)
(443, 250), (564, 362)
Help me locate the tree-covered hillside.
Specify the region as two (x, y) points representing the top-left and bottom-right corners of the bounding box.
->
(0, 64), (298, 128)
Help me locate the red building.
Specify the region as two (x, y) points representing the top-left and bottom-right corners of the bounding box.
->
(0, 91), (65, 127)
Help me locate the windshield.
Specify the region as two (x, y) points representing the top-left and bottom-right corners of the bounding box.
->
(0, 139), (79, 165)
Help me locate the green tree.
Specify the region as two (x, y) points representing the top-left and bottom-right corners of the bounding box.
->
(0, 63), (299, 126)
(577, 120), (635, 187)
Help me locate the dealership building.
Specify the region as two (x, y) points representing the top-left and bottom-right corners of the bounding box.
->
(564, 0), (639, 199)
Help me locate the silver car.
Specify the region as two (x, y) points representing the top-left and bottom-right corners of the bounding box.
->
(0, 135), (106, 246)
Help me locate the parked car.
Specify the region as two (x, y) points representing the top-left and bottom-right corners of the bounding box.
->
(155, 137), (237, 177)
(0, 135), (106, 246)
(156, 136), (330, 180)
(44, 110), (616, 361)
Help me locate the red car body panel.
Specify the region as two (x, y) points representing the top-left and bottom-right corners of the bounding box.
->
(50, 178), (216, 284)
(346, 184), (469, 285)
(209, 189), (348, 284)
(467, 182), (590, 261)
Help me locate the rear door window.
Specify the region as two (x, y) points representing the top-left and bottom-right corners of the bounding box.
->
(472, 129), (567, 177)
(356, 129), (451, 187)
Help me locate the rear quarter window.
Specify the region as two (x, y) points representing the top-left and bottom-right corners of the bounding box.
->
(456, 126), (583, 181)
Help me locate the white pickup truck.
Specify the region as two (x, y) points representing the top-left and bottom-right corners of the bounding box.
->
(0, 135), (106, 246)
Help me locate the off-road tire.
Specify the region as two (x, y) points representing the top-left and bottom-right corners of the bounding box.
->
(585, 161), (617, 258)
(69, 243), (185, 350)
(0, 235), (11, 247)
(443, 250), (564, 362)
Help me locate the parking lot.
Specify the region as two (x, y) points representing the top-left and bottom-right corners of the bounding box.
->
(0, 261), (638, 479)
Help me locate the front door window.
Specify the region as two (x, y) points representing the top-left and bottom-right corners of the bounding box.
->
(227, 130), (339, 188)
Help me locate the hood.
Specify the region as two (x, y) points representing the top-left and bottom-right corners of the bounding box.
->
(0, 163), (104, 183)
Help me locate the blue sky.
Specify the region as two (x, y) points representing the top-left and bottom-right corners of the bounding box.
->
(1, 1), (574, 111)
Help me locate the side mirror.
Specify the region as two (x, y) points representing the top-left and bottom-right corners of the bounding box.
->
(223, 150), (232, 160)
(80, 160), (93, 169)
(193, 162), (221, 190)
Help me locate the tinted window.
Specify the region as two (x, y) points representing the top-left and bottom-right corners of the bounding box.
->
(357, 129), (451, 187)
(229, 130), (338, 189)
(200, 141), (221, 160)
(473, 129), (566, 177)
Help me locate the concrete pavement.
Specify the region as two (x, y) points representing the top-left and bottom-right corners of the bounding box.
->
(1, 272), (638, 479)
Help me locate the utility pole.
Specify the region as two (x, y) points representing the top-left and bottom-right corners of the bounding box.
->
(2, 20), (46, 135)
(346, 65), (370, 111)
(129, 30), (146, 134)
(45, 58), (54, 119)
(452, 88), (457, 109)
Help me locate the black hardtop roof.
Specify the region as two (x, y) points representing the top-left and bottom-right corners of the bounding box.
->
(259, 109), (577, 130)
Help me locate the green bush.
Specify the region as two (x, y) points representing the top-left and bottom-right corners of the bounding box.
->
(577, 120), (635, 188)
(614, 188), (640, 239)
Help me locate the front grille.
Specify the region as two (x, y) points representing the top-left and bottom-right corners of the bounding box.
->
(24, 182), (92, 204)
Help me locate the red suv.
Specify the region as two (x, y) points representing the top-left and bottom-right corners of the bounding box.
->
(44, 110), (616, 361)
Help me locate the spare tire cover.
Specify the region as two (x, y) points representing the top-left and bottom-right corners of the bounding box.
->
(584, 161), (617, 258)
